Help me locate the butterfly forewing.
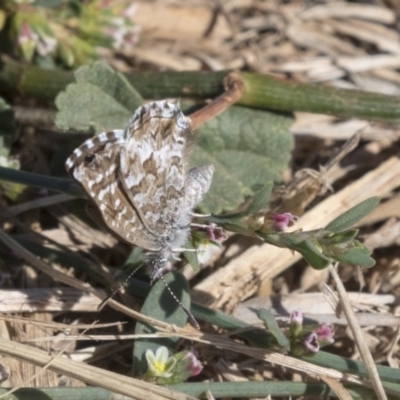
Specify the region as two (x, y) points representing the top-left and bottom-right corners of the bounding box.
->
(119, 101), (191, 237)
(66, 130), (162, 251)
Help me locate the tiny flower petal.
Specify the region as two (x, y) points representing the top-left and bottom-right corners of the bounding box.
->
(196, 242), (218, 264)
(155, 346), (170, 365)
(303, 332), (320, 354)
(314, 323), (335, 346)
(37, 34), (57, 56)
(269, 212), (299, 231)
(289, 309), (303, 336)
(187, 352), (203, 376)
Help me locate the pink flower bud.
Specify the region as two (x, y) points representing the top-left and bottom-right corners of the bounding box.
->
(289, 309), (303, 336)
(314, 323), (335, 347)
(268, 212), (298, 231)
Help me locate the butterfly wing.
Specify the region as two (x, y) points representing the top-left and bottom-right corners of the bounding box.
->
(184, 164), (214, 211)
(66, 130), (162, 251)
(119, 101), (191, 237)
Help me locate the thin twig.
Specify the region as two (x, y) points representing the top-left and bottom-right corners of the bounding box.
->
(189, 72), (246, 130)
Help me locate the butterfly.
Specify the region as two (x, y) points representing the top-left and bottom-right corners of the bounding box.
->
(65, 100), (214, 327)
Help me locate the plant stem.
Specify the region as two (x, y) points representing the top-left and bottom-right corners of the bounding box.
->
(3, 57), (400, 122)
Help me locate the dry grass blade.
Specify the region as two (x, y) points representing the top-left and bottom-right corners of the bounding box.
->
(299, 3), (396, 24)
(0, 288), (100, 313)
(321, 376), (353, 400)
(278, 131), (362, 215)
(328, 264), (387, 400)
(153, 331), (366, 386)
(235, 291), (400, 327)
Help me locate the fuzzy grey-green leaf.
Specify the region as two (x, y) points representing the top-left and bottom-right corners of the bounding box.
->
(191, 106), (294, 214)
(55, 61), (143, 132)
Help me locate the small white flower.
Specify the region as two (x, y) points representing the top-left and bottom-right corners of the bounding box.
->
(145, 346), (176, 378)
(196, 241), (219, 264)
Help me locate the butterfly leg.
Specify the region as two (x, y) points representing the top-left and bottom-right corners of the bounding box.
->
(171, 247), (202, 253)
(189, 212), (211, 218)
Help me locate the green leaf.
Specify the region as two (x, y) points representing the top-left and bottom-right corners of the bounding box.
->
(132, 273), (191, 377)
(260, 231), (333, 270)
(191, 106), (294, 214)
(319, 229), (359, 245)
(55, 61), (143, 132)
(257, 308), (290, 351)
(206, 203), (267, 237)
(335, 246), (375, 268)
(325, 197), (380, 232)
(245, 181), (273, 215)
(287, 238), (332, 270)
(124, 247), (145, 267)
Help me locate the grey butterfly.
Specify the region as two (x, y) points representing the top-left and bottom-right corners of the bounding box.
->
(66, 100), (214, 327)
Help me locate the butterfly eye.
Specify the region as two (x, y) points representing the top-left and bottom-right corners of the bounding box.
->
(84, 154), (95, 164)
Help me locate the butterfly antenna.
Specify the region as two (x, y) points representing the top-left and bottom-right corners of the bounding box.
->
(153, 267), (200, 330)
(97, 263), (145, 310)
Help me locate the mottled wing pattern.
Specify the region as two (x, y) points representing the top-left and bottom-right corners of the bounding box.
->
(65, 130), (162, 251)
(119, 101), (191, 237)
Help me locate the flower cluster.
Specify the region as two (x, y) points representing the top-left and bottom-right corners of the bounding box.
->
(288, 310), (334, 356)
(144, 346), (203, 384)
(7, 0), (140, 67)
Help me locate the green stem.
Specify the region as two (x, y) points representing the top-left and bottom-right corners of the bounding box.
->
(240, 72), (400, 122)
(0, 57), (226, 102)
(2, 57), (400, 122)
